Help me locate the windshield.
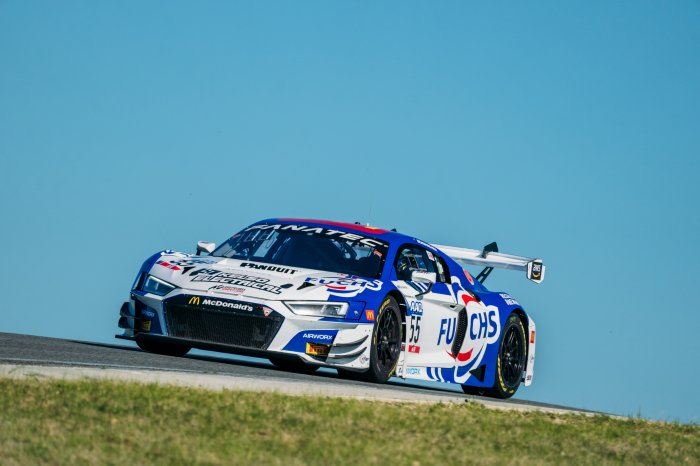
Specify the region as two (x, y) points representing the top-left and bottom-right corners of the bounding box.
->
(211, 223), (389, 278)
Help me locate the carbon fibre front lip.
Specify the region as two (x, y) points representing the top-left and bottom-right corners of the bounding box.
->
(131, 333), (310, 362)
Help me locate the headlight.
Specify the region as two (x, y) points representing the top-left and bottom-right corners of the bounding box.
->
(284, 301), (348, 317)
(141, 275), (177, 296)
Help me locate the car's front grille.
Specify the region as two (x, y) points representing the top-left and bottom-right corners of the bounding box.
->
(163, 302), (283, 349)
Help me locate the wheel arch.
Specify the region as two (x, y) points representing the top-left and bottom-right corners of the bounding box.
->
(386, 290), (407, 324)
(510, 308), (530, 373)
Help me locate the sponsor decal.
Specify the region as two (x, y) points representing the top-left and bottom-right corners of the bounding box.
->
(188, 295), (254, 312)
(499, 293), (519, 306)
(190, 269), (283, 294)
(201, 298), (253, 312)
(406, 367), (421, 376)
(305, 342), (331, 357)
(438, 307), (499, 345)
(158, 257), (219, 274)
(303, 333), (334, 341)
(415, 239), (436, 250)
(209, 285), (246, 295)
(359, 355), (369, 364)
(169, 258), (218, 267)
(263, 307), (273, 317)
(142, 309), (155, 318)
(245, 223), (387, 249)
(365, 310), (375, 321)
(407, 300), (423, 316)
(140, 320), (151, 331)
(530, 330), (536, 344)
(157, 260), (181, 271)
(468, 308), (499, 341)
(530, 261), (543, 279)
(526, 374), (532, 382)
(240, 262), (298, 274)
(434, 280), (504, 384)
(305, 276), (382, 297)
(408, 345), (421, 354)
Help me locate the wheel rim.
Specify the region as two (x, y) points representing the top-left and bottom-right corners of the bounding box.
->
(375, 307), (400, 372)
(500, 325), (524, 388)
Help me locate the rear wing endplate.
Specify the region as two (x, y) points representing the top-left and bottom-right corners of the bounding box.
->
(432, 242), (545, 284)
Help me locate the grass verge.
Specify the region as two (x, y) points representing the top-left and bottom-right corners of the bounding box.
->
(0, 378), (697, 465)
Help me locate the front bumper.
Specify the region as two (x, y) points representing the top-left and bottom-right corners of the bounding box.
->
(117, 290), (372, 370)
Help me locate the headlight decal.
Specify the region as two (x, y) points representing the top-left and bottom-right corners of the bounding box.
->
(283, 301), (349, 318)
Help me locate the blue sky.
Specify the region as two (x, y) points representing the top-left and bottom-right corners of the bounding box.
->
(1, 1), (698, 423)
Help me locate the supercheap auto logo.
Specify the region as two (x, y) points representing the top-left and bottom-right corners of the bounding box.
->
(190, 269), (283, 295)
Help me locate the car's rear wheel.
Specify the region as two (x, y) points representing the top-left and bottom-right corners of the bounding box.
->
(461, 314), (526, 399)
(136, 339), (191, 357)
(269, 357), (319, 374)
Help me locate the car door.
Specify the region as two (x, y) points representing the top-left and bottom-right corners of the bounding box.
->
(392, 245), (460, 374)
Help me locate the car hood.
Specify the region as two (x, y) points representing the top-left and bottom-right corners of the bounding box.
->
(148, 252), (384, 301)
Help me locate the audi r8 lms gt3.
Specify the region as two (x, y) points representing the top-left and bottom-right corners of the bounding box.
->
(116, 218), (545, 398)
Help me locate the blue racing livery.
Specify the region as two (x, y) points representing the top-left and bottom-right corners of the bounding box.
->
(117, 218), (543, 398)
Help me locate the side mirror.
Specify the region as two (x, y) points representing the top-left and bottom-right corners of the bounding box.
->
(196, 241), (216, 256)
(411, 270), (436, 284)
(411, 270), (436, 298)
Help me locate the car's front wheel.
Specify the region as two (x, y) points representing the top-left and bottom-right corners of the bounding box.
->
(461, 313), (526, 399)
(362, 295), (403, 383)
(269, 357), (319, 374)
(136, 339), (191, 357)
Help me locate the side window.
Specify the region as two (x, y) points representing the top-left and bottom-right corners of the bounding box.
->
(424, 248), (450, 283)
(395, 246), (448, 282)
(394, 246), (439, 281)
(434, 255), (450, 283)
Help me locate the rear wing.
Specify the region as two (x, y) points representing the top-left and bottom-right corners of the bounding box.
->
(432, 242), (545, 284)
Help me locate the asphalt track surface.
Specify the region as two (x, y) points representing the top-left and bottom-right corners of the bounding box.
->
(0, 332), (596, 415)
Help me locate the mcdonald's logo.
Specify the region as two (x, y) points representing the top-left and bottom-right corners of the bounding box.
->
(188, 296), (201, 305)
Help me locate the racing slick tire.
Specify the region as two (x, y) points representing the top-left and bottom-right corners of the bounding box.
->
(461, 314), (526, 399)
(269, 357), (319, 374)
(136, 339), (191, 357)
(342, 295), (402, 383)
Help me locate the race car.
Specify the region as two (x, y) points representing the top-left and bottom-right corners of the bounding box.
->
(116, 218), (545, 398)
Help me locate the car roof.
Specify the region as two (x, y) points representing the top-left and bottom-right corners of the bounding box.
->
(259, 217), (417, 245)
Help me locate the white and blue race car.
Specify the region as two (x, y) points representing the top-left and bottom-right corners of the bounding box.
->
(117, 218), (545, 398)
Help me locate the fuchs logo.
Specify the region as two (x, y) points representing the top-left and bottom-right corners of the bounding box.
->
(305, 276), (382, 297)
(452, 302), (501, 383)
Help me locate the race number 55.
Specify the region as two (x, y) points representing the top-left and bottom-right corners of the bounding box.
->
(409, 315), (421, 343)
